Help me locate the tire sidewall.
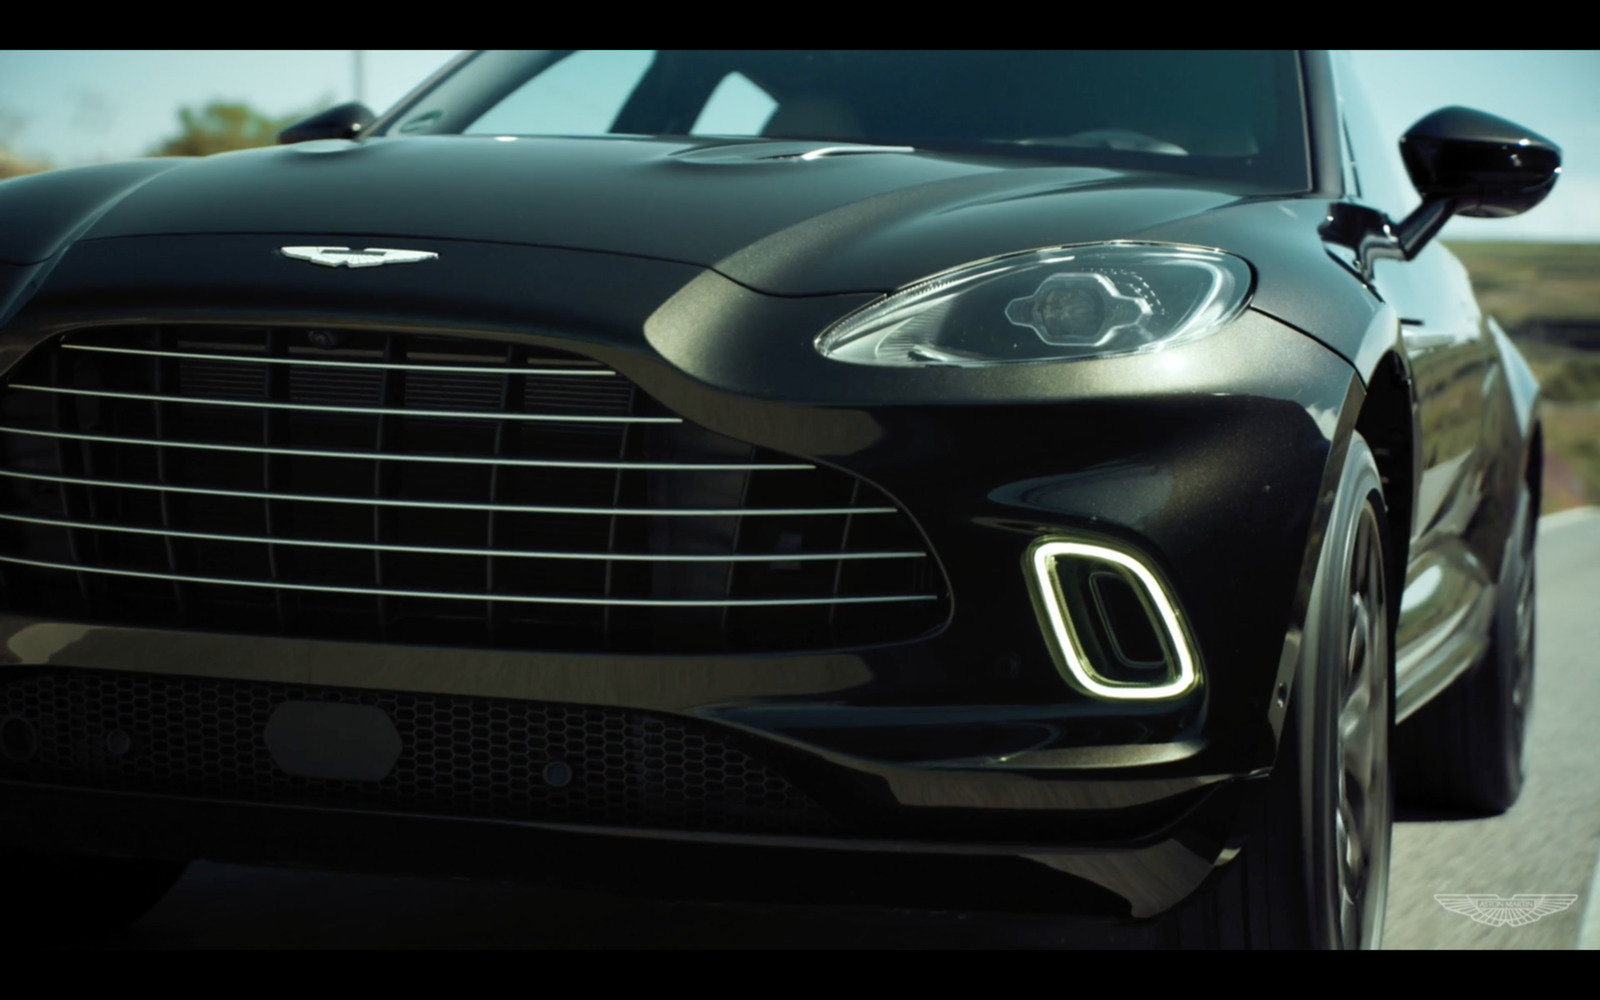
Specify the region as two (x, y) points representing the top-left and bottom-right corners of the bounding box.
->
(1293, 432), (1393, 950)
(1492, 480), (1536, 802)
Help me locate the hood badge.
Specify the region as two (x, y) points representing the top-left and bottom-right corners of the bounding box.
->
(280, 246), (439, 269)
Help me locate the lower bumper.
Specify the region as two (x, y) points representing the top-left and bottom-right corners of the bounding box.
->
(0, 665), (1262, 918)
(0, 776), (1258, 920)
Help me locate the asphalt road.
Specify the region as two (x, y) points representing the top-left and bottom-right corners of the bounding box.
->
(1382, 507), (1600, 950)
(90, 510), (1600, 949)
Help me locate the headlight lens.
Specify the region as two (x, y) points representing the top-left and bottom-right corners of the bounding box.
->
(815, 243), (1253, 367)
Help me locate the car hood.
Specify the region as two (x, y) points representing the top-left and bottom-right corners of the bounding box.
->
(3, 135), (1282, 296)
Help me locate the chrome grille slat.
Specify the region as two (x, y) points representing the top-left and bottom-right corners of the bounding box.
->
(7, 384), (679, 424)
(830, 478), (866, 630)
(0, 511), (925, 561)
(153, 327), (190, 618)
(260, 327), (291, 630)
(46, 349), (95, 609)
(371, 335), (402, 635)
(0, 469), (893, 516)
(0, 325), (948, 653)
(718, 448), (759, 635)
(485, 344), (522, 643)
(0, 555), (937, 607)
(599, 380), (635, 641)
(0, 426), (814, 470)
(61, 342), (617, 376)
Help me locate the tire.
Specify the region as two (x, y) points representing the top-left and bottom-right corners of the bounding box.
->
(1394, 479), (1535, 815)
(8, 851), (188, 941)
(1164, 432), (1394, 949)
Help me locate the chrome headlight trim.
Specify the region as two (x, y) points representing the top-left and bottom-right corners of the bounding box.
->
(815, 241), (1254, 368)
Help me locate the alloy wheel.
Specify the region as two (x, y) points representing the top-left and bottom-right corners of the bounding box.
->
(1333, 499), (1390, 949)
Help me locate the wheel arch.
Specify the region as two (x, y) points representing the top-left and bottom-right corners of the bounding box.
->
(1263, 311), (1409, 768)
(1353, 348), (1416, 615)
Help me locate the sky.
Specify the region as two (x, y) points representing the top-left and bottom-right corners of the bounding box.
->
(1, 50), (1596, 242)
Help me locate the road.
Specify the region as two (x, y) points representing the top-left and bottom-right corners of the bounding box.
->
(1382, 507), (1600, 950)
(89, 511), (1600, 949)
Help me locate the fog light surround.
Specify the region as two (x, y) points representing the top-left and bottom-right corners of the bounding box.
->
(1026, 538), (1200, 700)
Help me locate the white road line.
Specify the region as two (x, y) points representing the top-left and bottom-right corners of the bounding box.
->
(1539, 506), (1600, 534)
(1579, 849), (1600, 949)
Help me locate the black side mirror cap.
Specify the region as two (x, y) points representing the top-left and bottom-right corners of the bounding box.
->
(1393, 106), (1561, 257)
(278, 102), (376, 145)
(1401, 106), (1561, 217)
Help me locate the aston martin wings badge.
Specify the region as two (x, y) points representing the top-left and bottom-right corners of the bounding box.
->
(1433, 894), (1579, 927)
(280, 246), (439, 268)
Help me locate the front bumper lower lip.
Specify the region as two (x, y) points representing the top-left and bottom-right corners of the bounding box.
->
(0, 775), (1260, 919)
(0, 653), (1250, 919)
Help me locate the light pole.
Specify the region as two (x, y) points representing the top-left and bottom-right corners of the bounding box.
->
(353, 50), (366, 106)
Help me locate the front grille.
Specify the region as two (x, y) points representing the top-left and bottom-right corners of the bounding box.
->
(0, 669), (840, 835)
(0, 326), (947, 652)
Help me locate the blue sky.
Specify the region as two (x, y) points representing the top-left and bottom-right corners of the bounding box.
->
(1, 50), (1595, 241)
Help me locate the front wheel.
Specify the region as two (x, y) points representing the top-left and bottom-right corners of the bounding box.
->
(1164, 432), (1393, 949)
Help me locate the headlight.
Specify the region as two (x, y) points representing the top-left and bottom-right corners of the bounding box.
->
(815, 243), (1253, 367)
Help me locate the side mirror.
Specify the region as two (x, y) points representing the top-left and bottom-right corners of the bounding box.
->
(1393, 106), (1561, 257)
(278, 102), (376, 145)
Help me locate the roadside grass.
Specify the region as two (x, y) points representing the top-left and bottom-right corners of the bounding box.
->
(1447, 241), (1600, 329)
(1540, 408), (1600, 514)
(1445, 242), (1600, 515)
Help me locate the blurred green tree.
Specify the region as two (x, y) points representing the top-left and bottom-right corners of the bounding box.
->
(149, 99), (330, 157)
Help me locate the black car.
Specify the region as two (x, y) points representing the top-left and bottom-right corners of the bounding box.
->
(0, 50), (1557, 948)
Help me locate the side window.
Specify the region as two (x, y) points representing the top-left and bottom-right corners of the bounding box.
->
(1331, 52), (1420, 220)
(691, 72), (779, 135)
(465, 50), (656, 136)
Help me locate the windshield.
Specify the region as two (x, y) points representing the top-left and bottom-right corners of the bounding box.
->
(375, 50), (1311, 192)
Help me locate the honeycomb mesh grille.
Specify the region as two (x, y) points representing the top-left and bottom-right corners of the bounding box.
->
(0, 669), (841, 836)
